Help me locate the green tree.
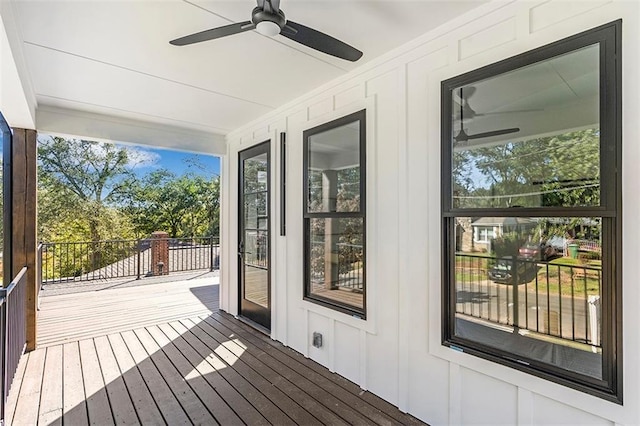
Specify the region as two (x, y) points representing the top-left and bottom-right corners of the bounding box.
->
(123, 169), (220, 238)
(38, 136), (141, 242)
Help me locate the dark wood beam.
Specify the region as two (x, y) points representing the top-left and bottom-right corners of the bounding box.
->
(11, 128), (37, 351)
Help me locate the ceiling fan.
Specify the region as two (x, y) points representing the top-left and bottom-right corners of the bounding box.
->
(170, 0), (363, 62)
(453, 86), (541, 120)
(454, 87), (520, 145)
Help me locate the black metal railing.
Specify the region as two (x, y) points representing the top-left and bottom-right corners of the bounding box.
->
(0, 267), (28, 421)
(40, 236), (220, 284)
(336, 243), (364, 292)
(455, 253), (602, 347)
(310, 241), (364, 292)
(244, 231), (268, 269)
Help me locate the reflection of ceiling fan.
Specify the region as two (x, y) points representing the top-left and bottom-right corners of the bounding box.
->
(454, 87), (521, 145)
(170, 0), (363, 62)
(454, 86), (542, 120)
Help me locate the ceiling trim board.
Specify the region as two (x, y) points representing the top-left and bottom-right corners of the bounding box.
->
(24, 41), (275, 109)
(37, 94), (231, 135)
(36, 106), (227, 156)
(0, 0), (37, 128)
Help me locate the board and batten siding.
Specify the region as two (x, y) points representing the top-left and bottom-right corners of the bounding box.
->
(221, 0), (640, 424)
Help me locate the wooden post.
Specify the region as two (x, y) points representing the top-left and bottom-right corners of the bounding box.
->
(322, 170), (339, 290)
(11, 128), (37, 351)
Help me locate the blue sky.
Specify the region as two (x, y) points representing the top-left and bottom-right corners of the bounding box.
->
(34, 134), (221, 179)
(116, 144), (220, 178)
(141, 146), (220, 177)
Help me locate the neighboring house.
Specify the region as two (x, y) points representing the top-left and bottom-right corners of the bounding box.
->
(467, 217), (536, 252)
(1, 1), (639, 425)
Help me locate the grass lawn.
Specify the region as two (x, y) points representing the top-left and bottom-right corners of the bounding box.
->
(455, 253), (601, 297)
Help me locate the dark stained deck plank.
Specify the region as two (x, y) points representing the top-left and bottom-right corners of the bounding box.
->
(38, 346), (63, 426)
(62, 342), (89, 425)
(208, 312), (420, 426)
(107, 333), (165, 425)
(201, 315), (392, 426)
(132, 327), (218, 425)
(13, 351), (46, 425)
(78, 339), (114, 425)
(144, 325), (241, 425)
(119, 330), (191, 425)
(182, 317), (348, 426)
(93, 335), (139, 425)
(5, 348), (28, 425)
(158, 321), (273, 426)
(8, 280), (425, 426)
(219, 312), (424, 425)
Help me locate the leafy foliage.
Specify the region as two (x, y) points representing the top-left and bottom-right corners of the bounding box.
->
(38, 136), (219, 240)
(454, 128), (600, 209)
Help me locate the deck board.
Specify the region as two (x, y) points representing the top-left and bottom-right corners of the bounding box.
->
(185, 317), (347, 426)
(93, 335), (139, 425)
(78, 339), (113, 425)
(38, 346), (63, 426)
(7, 278), (425, 426)
(12, 350), (46, 426)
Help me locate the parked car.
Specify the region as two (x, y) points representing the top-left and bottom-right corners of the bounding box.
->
(518, 241), (557, 261)
(488, 256), (537, 284)
(547, 235), (569, 252)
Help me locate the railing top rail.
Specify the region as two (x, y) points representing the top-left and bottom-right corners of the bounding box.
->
(336, 243), (363, 248)
(41, 235), (219, 246)
(0, 266), (28, 298)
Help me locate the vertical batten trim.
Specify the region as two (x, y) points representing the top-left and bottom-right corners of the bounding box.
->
(303, 308), (310, 358)
(328, 318), (336, 372)
(449, 363), (462, 425)
(517, 4), (532, 39)
(397, 63), (411, 413)
(220, 152), (230, 313)
(517, 388), (534, 426)
(360, 328), (368, 390)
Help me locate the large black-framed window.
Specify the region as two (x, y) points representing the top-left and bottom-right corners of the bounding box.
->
(441, 21), (621, 402)
(303, 110), (366, 318)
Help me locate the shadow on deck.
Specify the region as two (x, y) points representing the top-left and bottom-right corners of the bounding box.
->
(7, 275), (424, 425)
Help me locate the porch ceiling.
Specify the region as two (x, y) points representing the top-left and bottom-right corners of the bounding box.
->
(4, 0), (486, 147)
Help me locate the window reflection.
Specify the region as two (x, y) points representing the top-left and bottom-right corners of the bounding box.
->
(454, 216), (603, 379)
(307, 122), (361, 213)
(451, 44), (600, 209)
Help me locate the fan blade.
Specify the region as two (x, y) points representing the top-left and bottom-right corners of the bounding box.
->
(281, 20), (362, 62)
(453, 86), (476, 105)
(474, 109), (543, 117)
(170, 21), (254, 46)
(466, 128), (520, 140)
(461, 86), (476, 99)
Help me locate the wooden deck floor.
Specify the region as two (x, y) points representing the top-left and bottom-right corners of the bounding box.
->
(7, 278), (424, 425)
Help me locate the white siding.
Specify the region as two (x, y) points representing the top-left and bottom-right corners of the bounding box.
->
(222, 0), (640, 424)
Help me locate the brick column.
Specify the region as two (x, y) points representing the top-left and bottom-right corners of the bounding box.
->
(151, 231), (169, 275)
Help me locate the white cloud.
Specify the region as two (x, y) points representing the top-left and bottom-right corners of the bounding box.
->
(123, 147), (160, 169)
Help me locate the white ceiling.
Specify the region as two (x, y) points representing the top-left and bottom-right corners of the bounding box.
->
(6, 0), (486, 144)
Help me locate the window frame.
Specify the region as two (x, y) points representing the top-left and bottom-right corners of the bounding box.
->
(473, 226), (495, 244)
(441, 21), (622, 402)
(303, 109), (367, 318)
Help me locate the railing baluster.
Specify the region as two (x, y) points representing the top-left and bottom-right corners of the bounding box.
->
(137, 238), (142, 280)
(584, 271), (589, 343)
(571, 269), (575, 341)
(209, 236), (213, 271)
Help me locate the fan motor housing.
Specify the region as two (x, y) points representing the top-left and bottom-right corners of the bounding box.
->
(252, 7), (286, 29)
